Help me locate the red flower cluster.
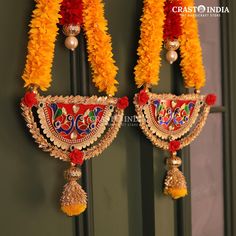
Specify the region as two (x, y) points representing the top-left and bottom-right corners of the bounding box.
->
(163, 0), (182, 40)
(69, 149), (84, 165)
(23, 91), (38, 108)
(205, 94), (217, 106)
(117, 96), (129, 110)
(138, 90), (149, 106)
(60, 0), (83, 25)
(169, 140), (181, 153)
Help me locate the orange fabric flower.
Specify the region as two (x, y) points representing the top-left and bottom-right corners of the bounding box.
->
(22, 0), (62, 91)
(180, 0), (206, 89)
(82, 0), (118, 96)
(134, 0), (166, 88)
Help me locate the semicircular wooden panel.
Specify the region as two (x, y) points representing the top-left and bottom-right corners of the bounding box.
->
(37, 95), (117, 150)
(135, 93), (208, 141)
(142, 94), (205, 140)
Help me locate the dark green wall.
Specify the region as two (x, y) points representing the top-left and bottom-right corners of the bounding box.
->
(91, 1), (143, 235)
(0, 0), (74, 235)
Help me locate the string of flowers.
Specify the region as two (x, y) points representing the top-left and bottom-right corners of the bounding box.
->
(59, 0), (83, 25)
(82, 0), (118, 96)
(22, 0), (62, 91)
(163, 0), (182, 40)
(180, 0), (206, 89)
(134, 0), (166, 88)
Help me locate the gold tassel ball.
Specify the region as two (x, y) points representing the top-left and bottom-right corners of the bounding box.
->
(60, 166), (87, 216)
(164, 155), (188, 199)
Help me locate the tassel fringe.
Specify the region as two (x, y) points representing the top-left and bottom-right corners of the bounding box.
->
(60, 166), (87, 216)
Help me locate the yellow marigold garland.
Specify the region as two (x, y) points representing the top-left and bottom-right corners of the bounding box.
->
(22, 0), (62, 91)
(82, 0), (118, 96)
(180, 0), (206, 89)
(134, 0), (166, 88)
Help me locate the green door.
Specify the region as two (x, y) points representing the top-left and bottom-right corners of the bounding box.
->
(1, 0), (235, 236)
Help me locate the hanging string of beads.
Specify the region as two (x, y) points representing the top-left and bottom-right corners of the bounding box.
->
(60, 0), (83, 50)
(163, 0), (182, 64)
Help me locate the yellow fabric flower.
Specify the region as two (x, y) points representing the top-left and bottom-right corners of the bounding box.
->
(22, 0), (62, 91)
(180, 0), (206, 89)
(134, 0), (166, 88)
(82, 0), (118, 96)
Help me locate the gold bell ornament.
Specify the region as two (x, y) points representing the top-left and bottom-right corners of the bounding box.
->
(61, 165), (87, 216)
(164, 153), (187, 199)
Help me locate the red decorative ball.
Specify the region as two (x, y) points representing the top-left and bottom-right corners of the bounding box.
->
(138, 90), (149, 106)
(23, 91), (38, 108)
(163, 0), (182, 40)
(69, 149), (84, 165)
(169, 140), (181, 153)
(60, 0), (83, 26)
(205, 94), (217, 106)
(117, 96), (129, 110)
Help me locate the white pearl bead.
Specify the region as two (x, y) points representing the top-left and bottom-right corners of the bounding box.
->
(65, 36), (79, 51)
(166, 50), (178, 64)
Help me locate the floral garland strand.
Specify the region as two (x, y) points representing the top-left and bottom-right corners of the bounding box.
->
(180, 0), (206, 89)
(60, 0), (83, 25)
(22, 0), (62, 91)
(134, 0), (166, 88)
(82, 0), (118, 96)
(163, 0), (182, 40)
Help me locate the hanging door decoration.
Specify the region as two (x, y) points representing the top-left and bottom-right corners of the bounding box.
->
(21, 0), (128, 216)
(134, 0), (216, 199)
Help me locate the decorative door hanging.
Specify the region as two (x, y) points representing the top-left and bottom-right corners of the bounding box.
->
(21, 0), (129, 216)
(134, 0), (216, 199)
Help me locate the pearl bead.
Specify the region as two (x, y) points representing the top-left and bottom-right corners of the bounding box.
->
(164, 39), (180, 51)
(65, 36), (79, 51)
(63, 24), (81, 37)
(166, 50), (178, 64)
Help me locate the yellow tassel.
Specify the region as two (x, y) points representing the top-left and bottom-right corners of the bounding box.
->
(60, 166), (87, 216)
(61, 203), (87, 217)
(164, 155), (187, 199)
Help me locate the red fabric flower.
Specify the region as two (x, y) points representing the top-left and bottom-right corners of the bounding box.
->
(205, 94), (217, 106)
(163, 0), (182, 40)
(117, 96), (129, 110)
(69, 149), (84, 165)
(23, 91), (38, 108)
(138, 90), (149, 105)
(169, 140), (181, 152)
(60, 0), (83, 25)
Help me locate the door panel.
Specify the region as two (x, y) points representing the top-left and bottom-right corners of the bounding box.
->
(92, 1), (143, 235)
(0, 1), (74, 235)
(154, 59), (175, 236)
